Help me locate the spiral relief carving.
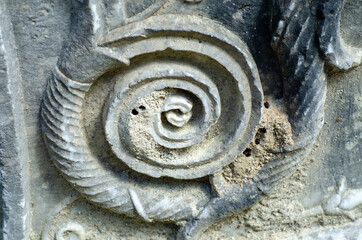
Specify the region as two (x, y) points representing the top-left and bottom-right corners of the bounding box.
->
(41, 10), (263, 226)
(100, 16), (263, 178)
(102, 15), (262, 179)
(39, 0), (353, 238)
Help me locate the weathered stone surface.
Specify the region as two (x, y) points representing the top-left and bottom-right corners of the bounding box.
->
(0, 1), (30, 239)
(294, 220), (362, 240)
(0, 0), (360, 239)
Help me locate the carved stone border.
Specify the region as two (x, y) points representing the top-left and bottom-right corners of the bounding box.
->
(0, 1), (30, 239)
(38, 1), (360, 239)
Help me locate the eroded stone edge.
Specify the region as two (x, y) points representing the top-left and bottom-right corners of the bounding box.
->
(0, 1), (31, 239)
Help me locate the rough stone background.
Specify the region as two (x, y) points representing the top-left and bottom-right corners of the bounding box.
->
(1, 0), (361, 239)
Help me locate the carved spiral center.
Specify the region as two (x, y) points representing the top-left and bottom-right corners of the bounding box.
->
(101, 15), (263, 179)
(163, 95), (193, 128)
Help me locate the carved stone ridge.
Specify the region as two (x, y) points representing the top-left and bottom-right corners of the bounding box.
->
(34, 0), (361, 239)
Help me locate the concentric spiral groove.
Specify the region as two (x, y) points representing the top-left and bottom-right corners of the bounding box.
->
(41, 14), (263, 223)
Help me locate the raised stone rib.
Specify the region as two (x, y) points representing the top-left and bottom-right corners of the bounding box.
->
(41, 67), (136, 217)
(41, 67), (200, 222)
(176, 2), (328, 235)
(254, 0), (327, 192)
(254, 147), (311, 193)
(271, 0), (326, 146)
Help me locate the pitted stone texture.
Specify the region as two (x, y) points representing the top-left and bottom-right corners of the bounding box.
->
(102, 14), (263, 179)
(294, 221), (362, 240)
(41, 13), (262, 226)
(23, 0), (360, 239)
(42, 67), (211, 223)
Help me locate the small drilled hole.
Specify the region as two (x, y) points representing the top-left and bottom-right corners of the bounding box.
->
(131, 109), (139, 115)
(255, 139), (260, 145)
(264, 102), (270, 109)
(139, 105), (146, 111)
(260, 128), (267, 134)
(243, 148), (251, 157)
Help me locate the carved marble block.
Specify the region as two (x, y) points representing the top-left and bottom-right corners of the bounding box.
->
(0, 0), (361, 239)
